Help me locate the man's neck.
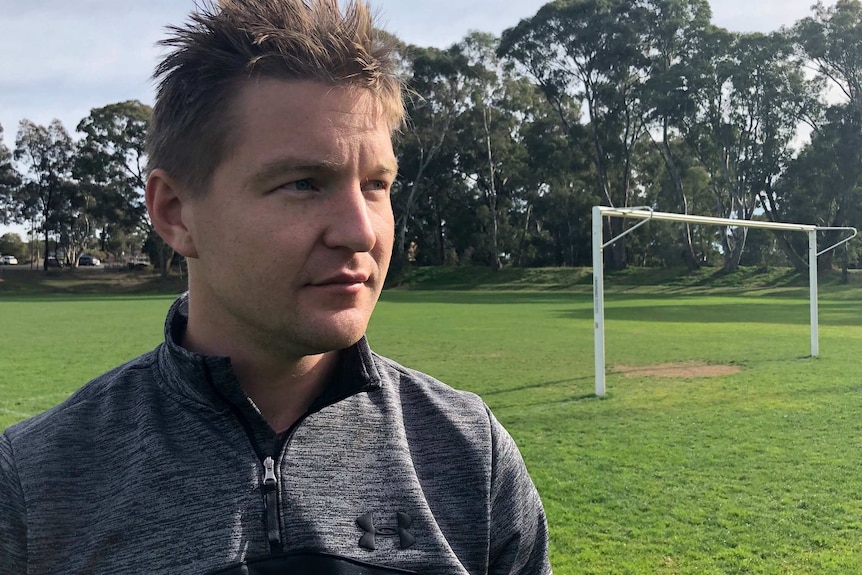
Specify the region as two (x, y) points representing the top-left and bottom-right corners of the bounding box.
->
(231, 350), (339, 434)
(181, 325), (339, 434)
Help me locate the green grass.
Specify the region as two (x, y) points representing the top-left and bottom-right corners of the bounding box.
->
(3, 266), (862, 573)
(0, 295), (172, 425)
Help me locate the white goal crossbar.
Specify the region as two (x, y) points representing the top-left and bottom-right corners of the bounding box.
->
(592, 206), (858, 397)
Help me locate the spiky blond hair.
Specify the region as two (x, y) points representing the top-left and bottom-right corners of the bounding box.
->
(147, 0), (404, 193)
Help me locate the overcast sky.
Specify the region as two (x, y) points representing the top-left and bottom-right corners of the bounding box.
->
(0, 0), (837, 238)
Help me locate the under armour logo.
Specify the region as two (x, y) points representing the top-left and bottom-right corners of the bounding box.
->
(356, 512), (416, 550)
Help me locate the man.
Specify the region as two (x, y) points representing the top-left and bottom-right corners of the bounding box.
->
(0, 1), (551, 573)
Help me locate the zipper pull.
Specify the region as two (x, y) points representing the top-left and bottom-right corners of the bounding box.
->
(263, 456), (277, 485)
(262, 456), (283, 553)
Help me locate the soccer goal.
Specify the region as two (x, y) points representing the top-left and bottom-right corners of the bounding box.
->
(592, 206), (858, 397)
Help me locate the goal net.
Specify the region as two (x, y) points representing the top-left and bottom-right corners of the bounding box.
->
(592, 206), (857, 397)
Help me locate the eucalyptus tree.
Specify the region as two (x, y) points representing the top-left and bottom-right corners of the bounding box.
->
(788, 0), (862, 269)
(14, 119), (80, 268)
(680, 29), (815, 271)
(640, 0), (713, 268)
(76, 100), (152, 262)
(0, 124), (22, 226)
(499, 0), (650, 270)
(774, 103), (862, 272)
(795, 0), (862, 112)
(634, 135), (716, 266)
(395, 141), (468, 266)
(447, 32), (544, 269)
(394, 44), (471, 270)
(525, 175), (598, 267)
(397, 34), (558, 269)
(513, 81), (594, 267)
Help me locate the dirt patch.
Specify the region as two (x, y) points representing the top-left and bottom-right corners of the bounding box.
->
(612, 362), (741, 378)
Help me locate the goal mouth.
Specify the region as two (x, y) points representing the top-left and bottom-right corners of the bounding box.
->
(612, 362), (742, 379)
(592, 205), (857, 397)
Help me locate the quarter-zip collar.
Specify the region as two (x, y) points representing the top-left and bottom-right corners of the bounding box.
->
(155, 293), (384, 440)
(147, 295), (390, 559)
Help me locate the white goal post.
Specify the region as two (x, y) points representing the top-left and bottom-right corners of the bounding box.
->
(592, 206), (858, 397)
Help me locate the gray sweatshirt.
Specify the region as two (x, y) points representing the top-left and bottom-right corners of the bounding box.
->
(0, 295), (551, 574)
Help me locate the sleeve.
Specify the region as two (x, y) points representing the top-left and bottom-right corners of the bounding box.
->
(486, 407), (552, 575)
(0, 432), (28, 573)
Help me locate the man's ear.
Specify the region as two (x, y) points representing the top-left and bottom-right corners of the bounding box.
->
(145, 169), (199, 258)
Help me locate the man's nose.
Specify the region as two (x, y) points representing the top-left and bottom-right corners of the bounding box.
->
(322, 184), (378, 253)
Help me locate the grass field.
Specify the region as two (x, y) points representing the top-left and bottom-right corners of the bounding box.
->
(2, 266), (862, 573)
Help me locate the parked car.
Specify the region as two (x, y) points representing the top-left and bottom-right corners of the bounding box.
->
(0, 255), (18, 265)
(45, 256), (63, 268)
(128, 256), (151, 270)
(78, 254), (101, 266)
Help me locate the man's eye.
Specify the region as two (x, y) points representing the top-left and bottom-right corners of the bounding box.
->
(291, 179), (315, 191)
(276, 179), (318, 193)
(363, 180), (389, 192)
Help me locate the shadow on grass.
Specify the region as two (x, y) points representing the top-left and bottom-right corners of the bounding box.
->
(381, 291), (591, 306)
(557, 299), (862, 326)
(492, 392), (600, 411)
(0, 267), (187, 301)
(481, 376), (595, 396)
(481, 376), (600, 410)
(392, 265), (862, 291)
(0, 294), (179, 304)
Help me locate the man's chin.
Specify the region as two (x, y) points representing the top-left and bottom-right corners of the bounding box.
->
(293, 336), (362, 359)
(278, 308), (371, 354)
(301, 324), (368, 355)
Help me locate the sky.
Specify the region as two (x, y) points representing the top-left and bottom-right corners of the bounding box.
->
(0, 0), (837, 238)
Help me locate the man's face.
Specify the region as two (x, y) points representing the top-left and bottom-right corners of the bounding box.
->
(182, 79), (397, 358)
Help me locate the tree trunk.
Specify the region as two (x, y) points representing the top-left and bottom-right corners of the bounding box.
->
(395, 181), (421, 263)
(722, 228), (747, 273)
(657, 124), (699, 270)
(483, 108), (501, 271)
(774, 232), (809, 272)
(159, 242), (175, 277)
(604, 218), (627, 271)
(394, 115), (452, 268)
(42, 228), (49, 271)
(516, 204), (532, 267)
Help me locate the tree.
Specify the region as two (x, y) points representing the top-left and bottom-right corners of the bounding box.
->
(787, 0), (862, 272)
(394, 44), (471, 270)
(795, 0), (862, 113)
(13, 119), (78, 269)
(640, 0), (714, 269)
(396, 31), (585, 270)
(500, 0), (650, 270)
(0, 124), (22, 226)
(681, 30), (815, 271)
(76, 101), (153, 265)
(450, 32), (538, 269)
(634, 136), (716, 266)
(775, 103), (862, 273)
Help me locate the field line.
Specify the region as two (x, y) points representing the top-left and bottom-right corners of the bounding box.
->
(0, 408), (35, 419)
(7, 392), (72, 404)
